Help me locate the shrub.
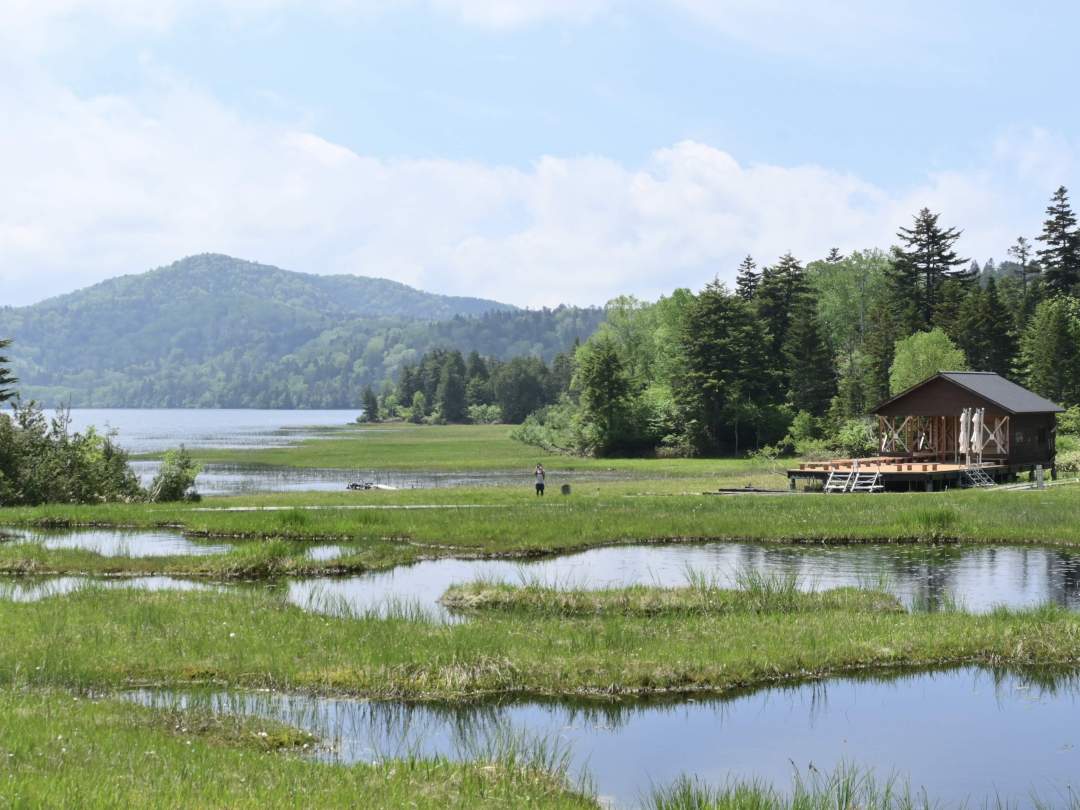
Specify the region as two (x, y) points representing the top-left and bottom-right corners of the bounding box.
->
(148, 446), (202, 502)
(1059, 405), (1080, 436)
(0, 402), (144, 506)
(1056, 449), (1080, 474)
(467, 404), (502, 424)
(831, 417), (879, 457)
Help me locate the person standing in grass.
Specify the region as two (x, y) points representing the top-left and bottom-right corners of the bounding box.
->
(535, 464), (546, 496)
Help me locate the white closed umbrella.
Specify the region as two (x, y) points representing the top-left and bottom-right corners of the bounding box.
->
(959, 408), (970, 457)
(972, 408), (984, 459)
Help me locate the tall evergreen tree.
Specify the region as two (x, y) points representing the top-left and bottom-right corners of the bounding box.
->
(894, 208), (971, 326)
(954, 278), (1016, 376)
(435, 352), (468, 423)
(931, 277), (969, 338)
(360, 386), (380, 422)
(825, 247), (844, 263)
(783, 298), (837, 416)
(1036, 186), (1080, 296)
(734, 256), (759, 301)
(1007, 235), (1040, 318)
(756, 252), (808, 361)
(0, 339), (16, 403)
(1021, 296), (1080, 406)
(576, 334), (634, 454)
(861, 300), (901, 407)
(676, 281), (777, 454)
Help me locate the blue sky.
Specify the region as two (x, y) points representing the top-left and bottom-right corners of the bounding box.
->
(2, 1), (1078, 307)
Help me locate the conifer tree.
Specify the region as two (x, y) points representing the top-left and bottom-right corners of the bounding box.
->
(734, 255), (759, 301)
(676, 281), (776, 454)
(0, 339), (15, 403)
(1007, 235), (1040, 318)
(893, 208), (971, 326)
(861, 300), (901, 406)
(825, 247), (844, 263)
(931, 278), (969, 339)
(783, 298), (837, 415)
(1036, 186), (1080, 296)
(984, 277), (1018, 376)
(577, 334), (634, 454)
(1021, 296), (1080, 405)
(953, 281), (1015, 376)
(435, 352), (468, 423)
(755, 253), (808, 356)
(360, 386), (380, 422)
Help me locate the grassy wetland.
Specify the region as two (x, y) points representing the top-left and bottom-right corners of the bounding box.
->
(6, 423), (1080, 806)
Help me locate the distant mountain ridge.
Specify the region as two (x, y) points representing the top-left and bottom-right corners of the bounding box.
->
(0, 254), (603, 408)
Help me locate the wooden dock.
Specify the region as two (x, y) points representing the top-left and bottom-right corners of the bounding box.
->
(786, 457), (1013, 492)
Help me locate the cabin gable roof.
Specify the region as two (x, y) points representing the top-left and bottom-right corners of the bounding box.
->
(871, 372), (1065, 415)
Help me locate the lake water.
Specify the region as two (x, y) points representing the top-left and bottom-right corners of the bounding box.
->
(0, 576), (212, 602)
(62, 409), (629, 493)
(126, 666), (1080, 808)
(7, 530), (1080, 617)
(60, 409), (359, 454)
(6, 528), (231, 557)
(287, 540), (1080, 619)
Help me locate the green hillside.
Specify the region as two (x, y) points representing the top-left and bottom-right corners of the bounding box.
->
(0, 254), (604, 408)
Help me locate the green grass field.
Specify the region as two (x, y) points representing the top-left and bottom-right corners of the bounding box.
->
(177, 422), (773, 478)
(4, 485), (1080, 579)
(4, 585), (1079, 699)
(6, 423), (1080, 806)
(0, 688), (594, 809)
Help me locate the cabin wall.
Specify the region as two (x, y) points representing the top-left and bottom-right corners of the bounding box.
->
(875, 377), (1007, 419)
(1010, 413), (1057, 466)
(875, 377), (1059, 468)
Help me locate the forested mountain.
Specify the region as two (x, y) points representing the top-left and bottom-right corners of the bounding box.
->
(0, 254), (603, 408)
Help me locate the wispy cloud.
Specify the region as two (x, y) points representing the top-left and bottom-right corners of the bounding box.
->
(0, 68), (1060, 307)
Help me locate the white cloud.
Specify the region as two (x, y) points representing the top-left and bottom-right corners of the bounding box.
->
(2, 68), (1064, 309)
(0, 0), (932, 45)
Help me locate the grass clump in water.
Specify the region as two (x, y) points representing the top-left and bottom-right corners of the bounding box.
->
(648, 764), (928, 810)
(440, 571), (902, 617)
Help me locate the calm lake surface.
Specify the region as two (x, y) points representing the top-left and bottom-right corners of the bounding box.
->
(7, 529), (1080, 616)
(0, 576), (212, 602)
(63, 409), (628, 493)
(61, 409), (359, 454)
(6, 528), (230, 557)
(6, 530), (1080, 616)
(127, 667), (1080, 808)
(288, 540), (1080, 618)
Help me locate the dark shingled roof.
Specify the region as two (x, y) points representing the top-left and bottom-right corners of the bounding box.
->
(875, 371), (1065, 414)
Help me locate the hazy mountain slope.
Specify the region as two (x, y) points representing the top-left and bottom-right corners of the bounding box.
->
(0, 254), (604, 408)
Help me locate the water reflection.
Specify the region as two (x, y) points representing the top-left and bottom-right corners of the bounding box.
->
(0, 576), (212, 602)
(126, 666), (1080, 809)
(287, 542), (1080, 620)
(8, 530), (1080, 622)
(5, 528), (231, 558)
(129, 461), (640, 496)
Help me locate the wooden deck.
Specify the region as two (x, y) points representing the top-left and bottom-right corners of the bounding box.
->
(786, 457), (1014, 491)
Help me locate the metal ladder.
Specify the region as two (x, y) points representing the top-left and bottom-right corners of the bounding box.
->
(850, 471), (883, 492)
(963, 467), (995, 488)
(824, 471), (853, 493)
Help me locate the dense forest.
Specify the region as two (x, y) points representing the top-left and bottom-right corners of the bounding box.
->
(0, 254), (603, 407)
(499, 187), (1080, 459)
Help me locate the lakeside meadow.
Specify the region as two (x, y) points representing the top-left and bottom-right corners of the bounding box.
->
(5, 423), (1080, 807)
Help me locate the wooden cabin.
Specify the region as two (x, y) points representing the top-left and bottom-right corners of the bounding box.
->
(788, 372), (1064, 492)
